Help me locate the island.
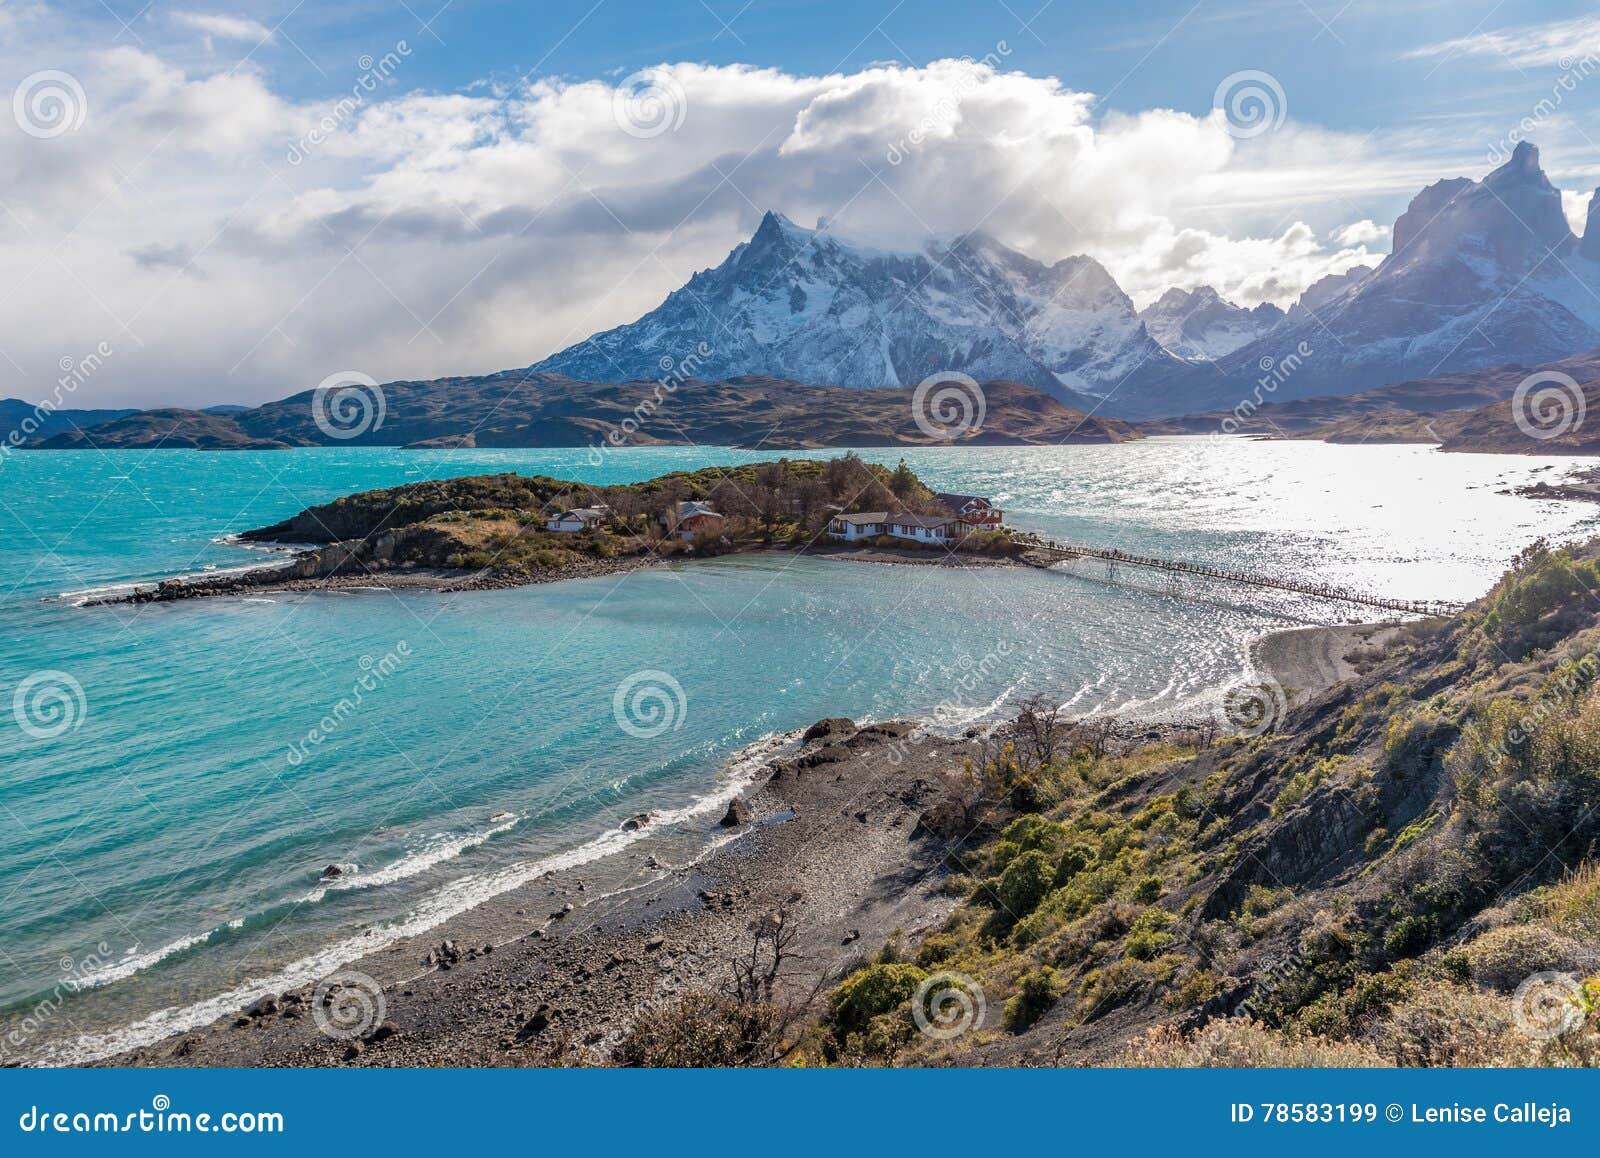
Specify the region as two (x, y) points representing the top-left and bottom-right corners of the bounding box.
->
(94, 456), (1024, 605)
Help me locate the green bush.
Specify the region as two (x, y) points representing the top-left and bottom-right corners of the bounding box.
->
(1132, 876), (1163, 903)
(828, 964), (927, 1035)
(1003, 967), (1064, 1032)
(995, 850), (1056, 919)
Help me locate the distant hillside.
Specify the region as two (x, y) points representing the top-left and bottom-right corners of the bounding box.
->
(31, 408), (295, 450)
(1, 398), (136, 441)
(28, 376), (1141, 451)
(1142, 347), (1600, 455)
(1139, 356), (1569, 436)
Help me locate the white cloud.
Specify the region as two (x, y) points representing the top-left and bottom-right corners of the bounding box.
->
(0, 40), (1468, 407)
(1330, 219), (1390, 247)
(172, 11), (275, 46)
(1411, 14), (1600, 69)
(1562, 188), (1594, 236)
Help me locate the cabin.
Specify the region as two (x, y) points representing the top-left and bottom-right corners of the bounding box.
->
(826, 512), (890, 542)
(828, 511), (969, 545)
(664, 500), (725, 541)
(546, 505), (609, 533)
(934, 492), (1003, 528)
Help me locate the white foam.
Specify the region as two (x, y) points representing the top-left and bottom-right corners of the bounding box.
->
(37, 731), (794, 1065)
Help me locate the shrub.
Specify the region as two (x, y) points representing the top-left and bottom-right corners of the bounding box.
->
(1132, 876), (1163, 903)
(1054, 843), (1095, 885)
(1461, 924), (1596, 992)
(1003, 967), (1064, 1032)
(828, 964), (927, 1035)
(995, 850), (1056, 919)
(613, 994), (777, 1067)
(991, 815), (1068, 873)
(1383, 914), (1432, 960)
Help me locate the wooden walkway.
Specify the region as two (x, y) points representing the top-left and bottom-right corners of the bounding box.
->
(1009, 532), (1461, 617)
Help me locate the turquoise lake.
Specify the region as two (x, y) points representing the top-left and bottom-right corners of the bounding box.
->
(1, 439), (1595, 1062)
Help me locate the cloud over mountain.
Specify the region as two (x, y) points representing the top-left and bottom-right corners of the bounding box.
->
(0, 15), (1548, 407)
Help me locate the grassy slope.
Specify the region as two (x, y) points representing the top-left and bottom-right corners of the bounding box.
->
(809, 540), (1600, 1067)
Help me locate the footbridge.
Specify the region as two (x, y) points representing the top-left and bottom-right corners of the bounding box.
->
(1009, 532), (1462, 617)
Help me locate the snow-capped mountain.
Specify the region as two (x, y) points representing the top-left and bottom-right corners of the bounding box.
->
(1138, 287), (1284, 361)
(531, 212), (1184, 404)
(1160, 142), (1600, 416)
(533, 143), (1600, 419)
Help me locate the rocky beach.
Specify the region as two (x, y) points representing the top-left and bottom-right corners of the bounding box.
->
(104, 620), (1372, 1068)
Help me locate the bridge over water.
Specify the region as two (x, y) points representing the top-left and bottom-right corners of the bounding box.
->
(1009, 532), (1463, 618)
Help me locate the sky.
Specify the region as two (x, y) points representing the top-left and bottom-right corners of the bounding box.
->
(4, 0), (1600, 407)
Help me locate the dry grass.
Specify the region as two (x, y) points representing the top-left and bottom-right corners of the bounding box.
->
(1117, 1019), (1388, 1068)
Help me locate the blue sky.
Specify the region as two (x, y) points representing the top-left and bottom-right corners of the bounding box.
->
(5, 0), (1600, 405)
(58, 0), (1599, 134)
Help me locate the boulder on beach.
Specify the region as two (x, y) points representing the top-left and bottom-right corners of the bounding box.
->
(320, 863), (343, 879)
(621, 811), (657, 831)
(719, 797), (753, 827)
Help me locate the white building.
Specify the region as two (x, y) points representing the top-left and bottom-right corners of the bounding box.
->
(828, 511), (966, 545)
(546, 505), (609, 532)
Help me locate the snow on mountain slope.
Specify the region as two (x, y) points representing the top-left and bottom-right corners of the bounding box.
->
(532, 144), (1600, 420)
(1138, 287), (1284, 361)
(1153, 142), (1600, 417)
(530, 212), (1184, 404)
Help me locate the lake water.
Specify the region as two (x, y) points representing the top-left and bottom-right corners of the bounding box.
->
(1, 438), (1594, 1063)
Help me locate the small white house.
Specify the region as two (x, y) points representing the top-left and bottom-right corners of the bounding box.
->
(828, 511), (965, 545)
(885, 513), (962, 544)
(546, 505), (609, 533)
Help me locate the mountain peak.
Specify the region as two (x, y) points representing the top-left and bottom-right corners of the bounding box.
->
(1582, 188), (1600, 262)
(1485, 140), (1554, 192)
(1390, 141), (1572, 269)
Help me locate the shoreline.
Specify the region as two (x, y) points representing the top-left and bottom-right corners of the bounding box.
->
(80, 539), (1024, 607)
(57, 618), (1383, 1068)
